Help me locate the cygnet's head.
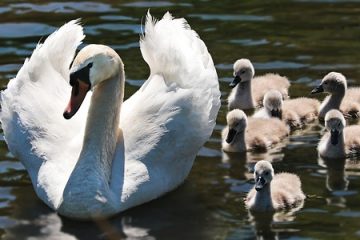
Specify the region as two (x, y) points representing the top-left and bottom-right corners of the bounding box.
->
(325, 109), (346, 145)
(311, 72), (347, 95)
(253, 160), (274, 191)
(225, 109), (248, 144)
(64, 44), (123, 119)
(229, 58), (255, 88)
(263, 90), (283, 118)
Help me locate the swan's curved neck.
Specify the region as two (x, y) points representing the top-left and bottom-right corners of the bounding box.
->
(59, 68), (124, 218)
(81, 70), (124, 182)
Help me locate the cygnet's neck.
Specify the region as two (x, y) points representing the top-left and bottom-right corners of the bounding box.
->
(254, 184), (273, 211)
(326, 131), (346, 158)
(232, 130), (247, 152)
(320, 89), (345, 118)
(236, 80), (254, 108)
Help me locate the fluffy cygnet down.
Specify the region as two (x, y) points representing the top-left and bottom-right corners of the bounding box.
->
(228, 58), (290, 110)
(222, 109), (289, 152)
(311, 72), (360, 119)
(318, 109), (360, 159)
(253, 89), (320, 129)
(245, 160), (306, 212)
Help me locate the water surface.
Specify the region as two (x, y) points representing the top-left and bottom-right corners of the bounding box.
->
(0, 0), (360, 239)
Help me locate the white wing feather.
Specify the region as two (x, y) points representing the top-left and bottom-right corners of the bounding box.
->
(0, 20), (88, 207)
(118, 12), (220, 204)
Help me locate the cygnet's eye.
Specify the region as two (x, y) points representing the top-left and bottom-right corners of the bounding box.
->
(324, 82), (328, 85)
(240, 70), (246, 74)
(265, 171), (269, 176)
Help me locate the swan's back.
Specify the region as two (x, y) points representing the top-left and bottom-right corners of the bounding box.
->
(118, 12), (220, 206)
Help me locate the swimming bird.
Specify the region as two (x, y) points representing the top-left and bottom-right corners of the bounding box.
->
(318, 110), (360, 159)
(0, 13), (220, 219)
(245, 160), (306, 211)
(311, 72), (360, 119)
(227, 59), (290, 110)
(253, 89), (320, 129)
(222, 109), (289, 152)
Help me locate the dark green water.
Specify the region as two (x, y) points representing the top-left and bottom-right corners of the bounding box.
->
(0, 0), (360, 239)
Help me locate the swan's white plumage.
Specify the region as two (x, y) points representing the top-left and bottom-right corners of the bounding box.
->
(0, 13), (220, 218)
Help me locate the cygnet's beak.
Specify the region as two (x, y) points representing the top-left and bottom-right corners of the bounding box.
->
(330, 129), (340, 145)
(229, 76), (241, 88)
(311, 84), (324, 94)
(63, 76), (91, 119)
(255, 176), (266, 191)
(270, 109), (282, 119)
(226, 128), (237, 143)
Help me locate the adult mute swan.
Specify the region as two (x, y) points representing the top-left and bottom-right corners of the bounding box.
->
(0, 13), (220, 219)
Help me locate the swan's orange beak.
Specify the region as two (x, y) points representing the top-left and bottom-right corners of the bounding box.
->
(63, 79), (90, 119)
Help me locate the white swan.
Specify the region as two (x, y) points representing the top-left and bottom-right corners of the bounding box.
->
(0, 13), (220, 219)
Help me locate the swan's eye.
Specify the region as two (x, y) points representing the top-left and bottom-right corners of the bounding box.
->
(324, 82), (328, 85)
(87, 62), (93, 68)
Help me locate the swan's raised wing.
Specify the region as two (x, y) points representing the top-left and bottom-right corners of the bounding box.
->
(0, 21), (89, 204)
(118, 12), (220, 203)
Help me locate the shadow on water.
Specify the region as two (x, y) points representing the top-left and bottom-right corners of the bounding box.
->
(4, 183), (216, 240)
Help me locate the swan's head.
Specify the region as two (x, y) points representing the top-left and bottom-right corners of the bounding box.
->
(229, 58), (255, 88)
(311, 72), (347, 95)
(263, 90), (283, 118)
(254, 160), (274, 191)
(225, 109), (247, 144)
(325, 109), (345, 145)
(64, 44), (122, 119)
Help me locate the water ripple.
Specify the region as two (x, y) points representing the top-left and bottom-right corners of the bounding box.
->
(0, 23), (54, 38)
(9, 2), (117, 14)
(123, 1), (192, 7)
(189, 14), (273, 22)
(229, 38), (269, 46)
(86, 23), (141, 35)
(216, 61), (308, 71)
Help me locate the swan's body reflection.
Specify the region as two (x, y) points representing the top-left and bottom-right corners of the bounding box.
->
(4, 183), (213, 240)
